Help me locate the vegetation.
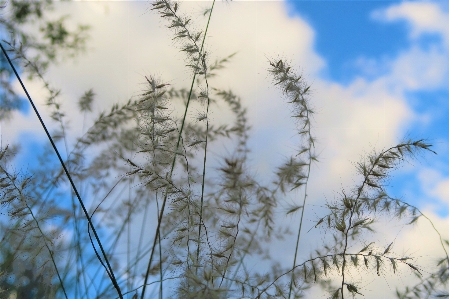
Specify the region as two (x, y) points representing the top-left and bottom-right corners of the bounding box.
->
(0, 0), (448, 298)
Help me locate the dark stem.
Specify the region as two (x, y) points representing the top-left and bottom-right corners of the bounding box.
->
(0, 42), (123, 299)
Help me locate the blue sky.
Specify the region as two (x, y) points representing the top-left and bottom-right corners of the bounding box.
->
(4, 1), (449, 298)
(283, 0), (449, 217)
(287, 0), (410, 83)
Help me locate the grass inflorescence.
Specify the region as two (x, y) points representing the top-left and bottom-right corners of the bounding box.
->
(0, 1), (448, 299)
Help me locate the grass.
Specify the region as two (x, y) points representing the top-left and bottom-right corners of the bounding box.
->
(0, 1), (448, 298)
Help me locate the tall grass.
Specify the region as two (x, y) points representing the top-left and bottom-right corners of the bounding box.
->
(0, 1), (448, 298)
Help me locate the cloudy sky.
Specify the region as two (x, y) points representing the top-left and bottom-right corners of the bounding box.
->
(4, 0), (449, 298)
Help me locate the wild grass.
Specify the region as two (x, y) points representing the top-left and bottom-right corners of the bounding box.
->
(0, 1), (448, 298)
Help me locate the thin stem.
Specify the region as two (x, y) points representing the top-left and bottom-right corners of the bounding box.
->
(156, 193), (163, 299)
(288, 149), (312, 299)
(127, 177), (132, 299)
(196, 45), (213, 272)
(140, 1), (216, 297)
(134, 198), (150, 282)
(229, 217), (262, 288)
(0, 42), (123, 299)
(0, 166), (68, 299)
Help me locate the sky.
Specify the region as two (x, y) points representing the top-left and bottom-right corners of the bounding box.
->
(2, 0), (449, 298)
(288, 0), (449, 216)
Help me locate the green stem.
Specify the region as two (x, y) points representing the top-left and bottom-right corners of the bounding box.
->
(140, 1), (216, 297)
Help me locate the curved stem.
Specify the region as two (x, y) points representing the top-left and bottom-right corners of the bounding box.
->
(0, 42), (123, 299)
(288, 151), (312, 298)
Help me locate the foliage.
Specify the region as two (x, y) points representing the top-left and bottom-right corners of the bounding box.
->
(0, 0), (448, 298)
(0, 0), (90, 121)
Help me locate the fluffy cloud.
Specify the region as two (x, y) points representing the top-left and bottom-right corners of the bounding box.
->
(4, 1), (449, 298)
(372, 1), (449, 46)
(369, 2), (449, 92)
(419, 168), (449, 207)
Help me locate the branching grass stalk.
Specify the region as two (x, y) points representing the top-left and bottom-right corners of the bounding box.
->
(3, 171), (85, 296)
(4, 3), (448, 298)
(316, 189), (447, 263)
(339, 141), (437, 298)
(28, 43), (82, 294)
(288, 115), (313, 299)
(140, 1), (216, 297)
(196, 57), (212, 273)
(219, 195), (243, 288)
(0, 165), (69, 299)
(0, 42), (124, 299)
(256, 251), (423, 299)
(229, 216), (262, 288)
(150, 84), (164, 298)
(0, 174), (59, 253)
(174, 124), (196, 275)
(267, 58), (316, 299)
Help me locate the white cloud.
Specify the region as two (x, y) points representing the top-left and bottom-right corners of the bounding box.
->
(5, 0), (326, 178)
(433, 179), (449, 204)
(386, 45), (449, 91)
(367, 2), (449, 95)
(419, 168), (449, 206)
(4, 1), (449, 298)
(311, 77), (413, 180)
(372, 2), (449, 46)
